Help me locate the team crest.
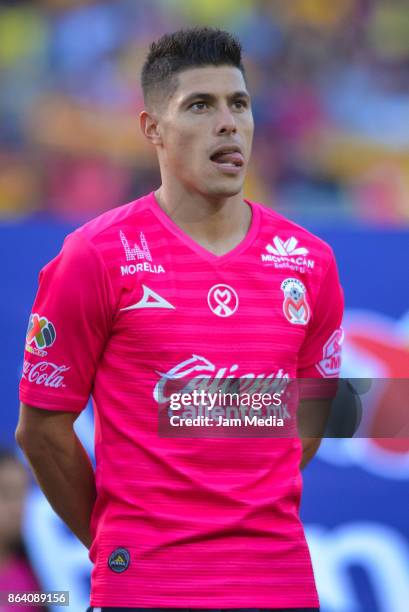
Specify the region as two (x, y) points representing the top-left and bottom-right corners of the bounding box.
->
(281, 278), (311, 325)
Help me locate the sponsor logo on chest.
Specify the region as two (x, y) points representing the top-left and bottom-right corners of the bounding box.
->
(207, 284), (239, 317)
(119, 230), (165, 275)
(261, 236), (315, 273)
(154, 355), (290, 402)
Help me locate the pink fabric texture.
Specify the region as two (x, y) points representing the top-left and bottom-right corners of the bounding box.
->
(20, 192), (344, 608)
(0, 556), (44, 612)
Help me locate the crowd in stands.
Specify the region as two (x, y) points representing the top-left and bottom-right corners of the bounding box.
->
(1, 0), (409, 225)
(0, 449), (48, 612)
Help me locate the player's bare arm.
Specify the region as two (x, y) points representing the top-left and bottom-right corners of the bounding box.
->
(300, 439), (322, 470)
(15, 403), (96, 549)
(298, 399), (331, 470)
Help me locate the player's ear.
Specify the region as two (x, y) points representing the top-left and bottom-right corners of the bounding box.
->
(139, 110), (162, 146)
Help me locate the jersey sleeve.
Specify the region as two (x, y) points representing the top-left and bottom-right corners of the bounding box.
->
(297, 251), (344, 399)
(19, 230), (116, 412)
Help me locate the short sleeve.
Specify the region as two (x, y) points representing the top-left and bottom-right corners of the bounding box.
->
(19, 230), (115, 412)
(297, 251), (344, 398)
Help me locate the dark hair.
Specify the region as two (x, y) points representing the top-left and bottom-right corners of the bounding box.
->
(141, 27), (246, 109)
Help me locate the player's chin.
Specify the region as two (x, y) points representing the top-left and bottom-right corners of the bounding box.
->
(205, 177), (244, 198)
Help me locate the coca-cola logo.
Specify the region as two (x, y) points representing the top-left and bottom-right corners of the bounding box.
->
(22, 361), (69, 388)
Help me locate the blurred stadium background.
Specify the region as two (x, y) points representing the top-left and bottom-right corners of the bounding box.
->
(1, 1), (409, 611)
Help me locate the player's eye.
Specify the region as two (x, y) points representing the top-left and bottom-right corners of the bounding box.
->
(189, 101), (208, 112)
(233, 99), (248, 110)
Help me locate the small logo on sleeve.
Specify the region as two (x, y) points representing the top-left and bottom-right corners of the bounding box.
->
(26, 314), (57, 356)
(22, 361), (69, 388)
(316, 328), (344, 377)
(281, 278), (311, 325)
(108, 548), (130, 573)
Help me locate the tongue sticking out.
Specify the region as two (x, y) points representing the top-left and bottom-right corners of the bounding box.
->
(211, 151), (244, 165)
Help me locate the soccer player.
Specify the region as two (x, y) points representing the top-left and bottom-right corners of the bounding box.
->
(16, 28), (344, 612)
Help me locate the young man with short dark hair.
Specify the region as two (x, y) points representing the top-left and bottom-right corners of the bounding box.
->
(17, 27), (343, 612)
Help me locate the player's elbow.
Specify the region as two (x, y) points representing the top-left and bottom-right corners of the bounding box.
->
(15, 415), (48, 456)
(15, 421), (26, 449)
(15, 409), (33, 450)
(15, 402), (76, 458)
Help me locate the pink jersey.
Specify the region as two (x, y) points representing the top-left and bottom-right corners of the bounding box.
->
(19, 192), (344, 609)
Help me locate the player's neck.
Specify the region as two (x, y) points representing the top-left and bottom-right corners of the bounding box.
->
(154, 185), (252, 256)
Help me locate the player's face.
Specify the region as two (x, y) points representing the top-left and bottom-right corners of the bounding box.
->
(158, 65), (254, 198)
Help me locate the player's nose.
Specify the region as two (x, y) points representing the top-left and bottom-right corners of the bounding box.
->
(215, 104), (237, 135)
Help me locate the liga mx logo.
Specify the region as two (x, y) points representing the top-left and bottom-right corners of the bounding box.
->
(281, 278), (310, 325)
(26, 313), (56, 356)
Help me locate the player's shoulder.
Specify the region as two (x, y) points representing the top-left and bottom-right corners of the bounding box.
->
(57, 192), (154, 266)
(75, 192), (153, 244)
(252, 199), (335, 261)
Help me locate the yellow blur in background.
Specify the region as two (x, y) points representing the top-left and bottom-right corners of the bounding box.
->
(1, 0), (409, 223)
